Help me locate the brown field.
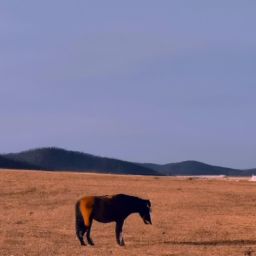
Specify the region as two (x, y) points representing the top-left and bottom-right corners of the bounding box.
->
(1, 170), (256, 256)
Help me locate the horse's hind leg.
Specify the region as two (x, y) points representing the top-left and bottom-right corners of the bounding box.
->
(77, 197), (95, 246)
(81, 206), (94, 245)
(76, 213), (87, 246)
(75, 201), (87, 246)
(86, 220), (94, 246)
(76, 224), (86, 246)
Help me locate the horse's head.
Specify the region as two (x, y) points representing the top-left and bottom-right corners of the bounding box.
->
(139, 199), (152, 225)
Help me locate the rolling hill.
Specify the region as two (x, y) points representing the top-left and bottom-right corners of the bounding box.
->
(142, 160), (249, 176)
(2, 147), (160, 176)
(0, 155), (41, 170)
(0, 147), (254, 176)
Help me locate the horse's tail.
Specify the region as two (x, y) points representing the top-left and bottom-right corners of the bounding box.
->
(75, 200), (86, 245)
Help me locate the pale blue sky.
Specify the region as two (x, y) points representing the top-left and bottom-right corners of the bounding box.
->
(0, 1), (255, 168)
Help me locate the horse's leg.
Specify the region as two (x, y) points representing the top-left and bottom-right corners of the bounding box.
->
(115, 220), (125, 246)
(86, 218), (94, 246)
(78, 199), (94, 246)
(76, 223), (87, 246)
(76, 202), (87, 246)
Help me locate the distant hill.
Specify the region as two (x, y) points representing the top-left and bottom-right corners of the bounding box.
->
(3, 147), (160, 176)
(0, 155), (41, 170)
(1, 147), (254, 176)
(242, 169), (256, 176)
(142, 160), (249, 176)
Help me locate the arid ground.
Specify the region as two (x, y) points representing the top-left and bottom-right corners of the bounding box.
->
(1, 170), (256, 256)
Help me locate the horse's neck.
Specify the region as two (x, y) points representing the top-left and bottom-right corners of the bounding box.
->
(124, 199), (141, 216)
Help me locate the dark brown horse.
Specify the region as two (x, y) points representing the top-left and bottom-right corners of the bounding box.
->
(75, 194), (152, 246)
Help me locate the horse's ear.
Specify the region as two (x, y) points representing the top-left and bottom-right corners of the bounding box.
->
(146, 200), (151, 207)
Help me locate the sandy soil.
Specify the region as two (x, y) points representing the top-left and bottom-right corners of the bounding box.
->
(1, 169), (256, 256)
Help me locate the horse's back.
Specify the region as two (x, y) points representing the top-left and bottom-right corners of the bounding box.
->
(78, 195), (116, 223)
(78, 194), (138, 224)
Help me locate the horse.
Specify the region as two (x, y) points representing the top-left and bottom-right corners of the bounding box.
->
(75, 193), (152, 246)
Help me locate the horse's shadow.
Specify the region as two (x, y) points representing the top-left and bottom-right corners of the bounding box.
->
(161, 239), (256, 246)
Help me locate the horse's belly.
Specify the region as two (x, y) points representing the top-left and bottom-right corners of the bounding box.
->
(93, 215), (115, 223)
(93, 208), (115, 223)
(93, 200), (116, 223)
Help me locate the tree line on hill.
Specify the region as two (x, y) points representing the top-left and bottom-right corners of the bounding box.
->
(0, 147), (254, 176)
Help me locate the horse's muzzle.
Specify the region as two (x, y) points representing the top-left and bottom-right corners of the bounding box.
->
(143, 218), (152, 225)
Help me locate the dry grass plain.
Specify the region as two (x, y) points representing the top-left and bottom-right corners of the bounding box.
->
(1, 170), (256, 256)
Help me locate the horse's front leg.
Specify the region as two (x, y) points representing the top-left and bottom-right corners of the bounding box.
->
(115, 220), (125, 246)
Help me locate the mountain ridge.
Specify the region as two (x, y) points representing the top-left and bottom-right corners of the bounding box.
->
(141, 160), (251, 176)
(0, 147), (254, 176)
(0, 155), (42, 170)
(3, 147), (160, 176)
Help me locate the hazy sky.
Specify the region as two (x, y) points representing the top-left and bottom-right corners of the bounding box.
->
(0, 1), (255, 168)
